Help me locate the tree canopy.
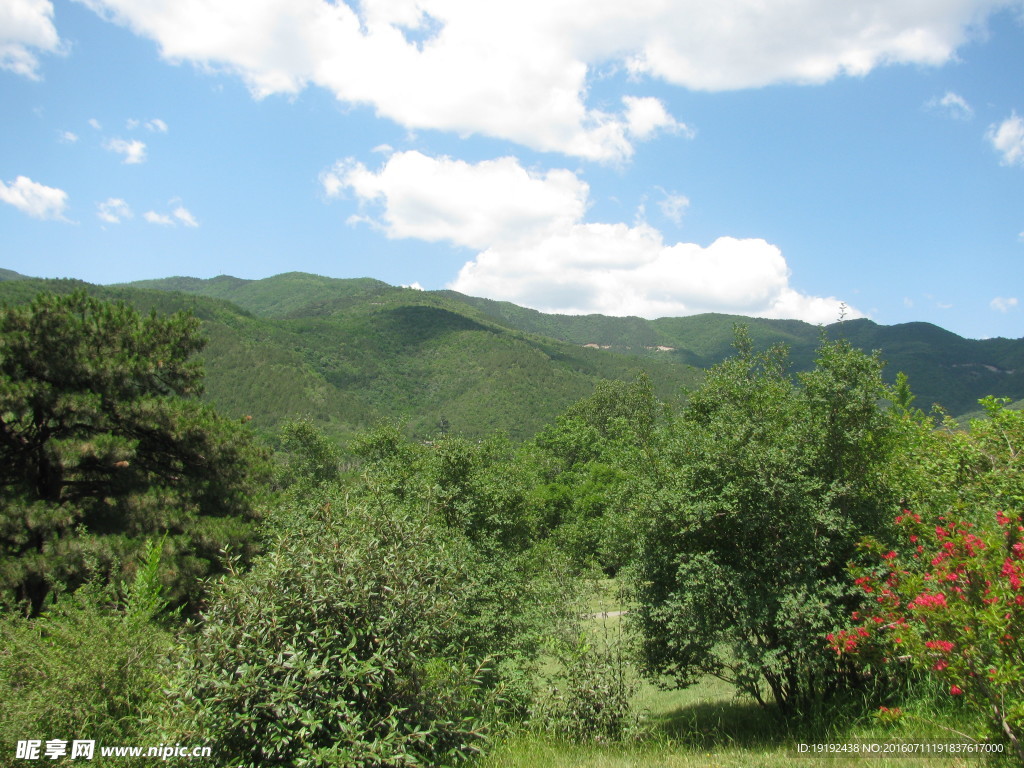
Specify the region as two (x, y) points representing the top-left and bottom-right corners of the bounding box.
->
(0, 290), (270, 613)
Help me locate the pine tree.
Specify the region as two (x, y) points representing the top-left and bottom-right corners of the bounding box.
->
(0, 290), (269, 613)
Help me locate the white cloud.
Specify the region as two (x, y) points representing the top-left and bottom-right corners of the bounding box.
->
(58, 130), (78, 143)
(0, 0), (62, 79)
(332, 151), (859, 323)
(144, 210), (173, 225)
(0, 175), (69, 220)
(104, 137), (147, 164)
(324, 151), (588, 249)
(88, 118), (102, 130)
(97, 197), (132, 223)
(991, 296), (1019, 312)
(126, 118), (140, 130)
(401, 281), (425, 291)
(172, 205), (198, 227)
(77, 0), (1010, 160)
(988, 113), (1024, 166)
(146, 118), (169, 132)
(622, 95), (690, 140)
(928, 91), (973, 120)
(142, 202), (199, 227)
(657, 189), (690, 225)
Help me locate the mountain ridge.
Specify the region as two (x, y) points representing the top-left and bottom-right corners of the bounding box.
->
(2, 268), (1022, 434)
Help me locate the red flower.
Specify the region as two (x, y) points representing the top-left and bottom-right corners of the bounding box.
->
(950, 685), (963, 696)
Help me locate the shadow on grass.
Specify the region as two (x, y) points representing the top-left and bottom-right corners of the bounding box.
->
(652, 697), (791, 752)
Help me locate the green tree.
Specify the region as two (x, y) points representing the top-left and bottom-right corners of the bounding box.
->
(531, 374), (662, 572)
(632, 329), (902, 716)
(0, 290), (270, 613)
(276, 417), (344, 489)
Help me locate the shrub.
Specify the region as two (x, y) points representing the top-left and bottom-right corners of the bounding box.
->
(162, 493), (504, 767)
(0, 541), (173, 764)
(532, 616), (638, 743)
(836, 508), (1024, 761)
(632, 330), (903, 716)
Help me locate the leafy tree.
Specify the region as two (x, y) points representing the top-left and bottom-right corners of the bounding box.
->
(276, 417), (344, 489)
(632, 329), (902, 716)
(0, 290), (270, 613)
(531, 374), (663, 572)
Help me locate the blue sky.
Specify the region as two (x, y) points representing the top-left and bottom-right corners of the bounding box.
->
(1, 0), (1023, 338)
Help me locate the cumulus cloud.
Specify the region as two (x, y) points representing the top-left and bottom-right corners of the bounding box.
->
(0, 175), (69, 220)
(323, 151), (588, 249)
(928, 91), (973, 120)
(146, 118), (168, 132)
(0, 0), (62, 79)
(331, 151), (858, 323)
(97, 197), (132, 223)
(104, 137), (147, 164)
(58, 130), (78, 143)
(622, 96), (690, 140)
(77, 0), (1009, 159)
(988, 113), (1024, 166)
(991, 296), (1019, 312)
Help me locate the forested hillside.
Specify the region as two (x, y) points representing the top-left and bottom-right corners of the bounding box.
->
(1, 269), (1021, 440)
(0, 272), (699, 441)
(128, 270), (1024, 418)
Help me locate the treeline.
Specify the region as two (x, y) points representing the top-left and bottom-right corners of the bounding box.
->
(1, 291), (1022, 765)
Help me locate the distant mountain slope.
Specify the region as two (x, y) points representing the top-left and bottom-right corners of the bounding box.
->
(3, 269), (1022, 429)
(0, 272), (699, 441)
(127, 271), (1024, 417)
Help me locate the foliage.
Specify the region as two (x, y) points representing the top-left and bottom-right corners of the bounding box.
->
(837, 509), (1024, 761)
(162, 493), (505, 767)
(0, 290), (270, 612)
(632, 329), (903, 716)
(835, 400), (1024, 760)
(0, 541), (172, 761)
(276, 417), (344, 489)
(530, 374), (663, 573)
(532, 613), (638, 744)
(350, 425), (576, 694)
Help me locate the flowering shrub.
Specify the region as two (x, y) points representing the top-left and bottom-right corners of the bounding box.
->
(832, 509), (1024, 761)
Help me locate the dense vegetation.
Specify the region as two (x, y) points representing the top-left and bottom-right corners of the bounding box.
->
(1, 288), (1023, 766)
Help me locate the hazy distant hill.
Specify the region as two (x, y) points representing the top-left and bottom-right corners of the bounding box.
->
(2, 269), (1022, 437)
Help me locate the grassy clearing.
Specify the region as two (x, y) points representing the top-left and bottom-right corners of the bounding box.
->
(483, 676), (989, 768)
(480, 580), (999, 768)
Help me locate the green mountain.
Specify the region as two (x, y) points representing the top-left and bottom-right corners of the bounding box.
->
(2, 269), (1022, 438)
(128, 271), (1024, 418)
(0, 272), (700, 441)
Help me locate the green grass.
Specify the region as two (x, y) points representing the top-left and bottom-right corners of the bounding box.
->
(480, 580), (999, 768)
(481, 675), (991, 768)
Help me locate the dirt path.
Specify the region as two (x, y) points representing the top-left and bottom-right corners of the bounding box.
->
(585, 610), (629, 619)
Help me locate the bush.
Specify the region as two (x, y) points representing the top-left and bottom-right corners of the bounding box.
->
(532, 615), (638, 743)
(0, 541), (173, 764)
(162, 493), (505, 767)
(837, 509), (1024, 761)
